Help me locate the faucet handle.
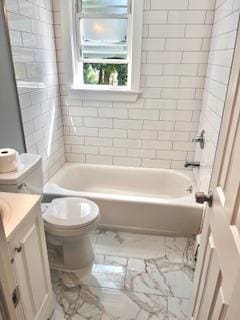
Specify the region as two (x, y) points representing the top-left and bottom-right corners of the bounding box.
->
(192, 130), (205, 149)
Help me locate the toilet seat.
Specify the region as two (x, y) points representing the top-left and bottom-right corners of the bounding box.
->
(43, 197), (99, 230)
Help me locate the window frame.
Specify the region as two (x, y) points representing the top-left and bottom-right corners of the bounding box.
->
(60, 0), (144, 101)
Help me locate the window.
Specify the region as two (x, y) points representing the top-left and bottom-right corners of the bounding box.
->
(61, 0), (144, 101)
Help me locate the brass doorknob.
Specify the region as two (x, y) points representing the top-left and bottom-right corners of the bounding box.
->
(195, 191), (213, 207)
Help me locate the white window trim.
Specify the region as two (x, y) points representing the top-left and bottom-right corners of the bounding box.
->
(60, 0), (144, 102)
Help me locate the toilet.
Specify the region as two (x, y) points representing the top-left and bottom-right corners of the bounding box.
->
(43, 197), (100, 272)
(0, 153), (100, 273)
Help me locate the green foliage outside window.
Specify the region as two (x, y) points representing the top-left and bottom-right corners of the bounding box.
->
(83, 63), (128, 86)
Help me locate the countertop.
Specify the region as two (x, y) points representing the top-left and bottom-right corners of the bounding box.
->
(0, 192), (41, 239)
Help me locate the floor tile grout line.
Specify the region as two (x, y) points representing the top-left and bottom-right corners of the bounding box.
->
(51, 267), (192, 300)
(164, 235), (167, 258)
(77, 281), (192, 301)
(76, 281), (192, 301)
(123, 256), (129, 289)
(93, 252), (192, 264)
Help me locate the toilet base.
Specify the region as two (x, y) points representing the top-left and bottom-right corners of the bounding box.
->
(46, 232), (95, 275)
(50, 261), (94, 278)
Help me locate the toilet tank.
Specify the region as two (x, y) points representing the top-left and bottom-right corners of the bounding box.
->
(0, 153), (43, 195)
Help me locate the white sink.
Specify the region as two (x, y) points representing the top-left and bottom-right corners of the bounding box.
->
(0, 199), (11, 225)
(0, 192), (41, 239)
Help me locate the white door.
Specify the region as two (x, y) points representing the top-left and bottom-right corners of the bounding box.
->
(189, 27), (240, 319)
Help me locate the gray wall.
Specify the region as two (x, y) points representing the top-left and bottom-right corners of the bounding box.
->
(0, 1), (25, 153)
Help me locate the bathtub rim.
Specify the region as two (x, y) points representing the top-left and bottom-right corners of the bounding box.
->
(45, 162), (198, 205)
(44, 183), (202, 208)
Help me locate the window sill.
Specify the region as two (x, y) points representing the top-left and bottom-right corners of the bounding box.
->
(69, 86), (141, 102)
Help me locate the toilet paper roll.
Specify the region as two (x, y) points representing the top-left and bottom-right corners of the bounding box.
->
(0, 148), (18, 173)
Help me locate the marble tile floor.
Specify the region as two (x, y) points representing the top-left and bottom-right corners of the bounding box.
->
(51, 229), (195, 320)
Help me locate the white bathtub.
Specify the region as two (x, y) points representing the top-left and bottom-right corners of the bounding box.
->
(44, 163), (203, 236)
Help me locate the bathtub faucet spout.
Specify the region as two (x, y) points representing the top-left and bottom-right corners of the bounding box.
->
(184, 161), (200, 168)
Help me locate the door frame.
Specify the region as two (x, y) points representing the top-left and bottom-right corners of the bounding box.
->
(210, 19), (240, 190)
(189, 18), (240, 319)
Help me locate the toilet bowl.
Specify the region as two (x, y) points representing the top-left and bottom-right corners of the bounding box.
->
(42, 197), (100, 273)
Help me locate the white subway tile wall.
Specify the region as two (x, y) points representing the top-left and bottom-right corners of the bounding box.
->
(6, 0), (65, 182)
(5, 0), (240, 191)
(53, 0), (215, 170)
(194, 0), (240, 192)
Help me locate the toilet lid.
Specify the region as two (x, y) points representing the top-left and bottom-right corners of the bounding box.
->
(42, 197), (100, 229)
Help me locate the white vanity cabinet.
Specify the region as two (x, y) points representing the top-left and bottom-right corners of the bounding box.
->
(6, 195), (53, 320)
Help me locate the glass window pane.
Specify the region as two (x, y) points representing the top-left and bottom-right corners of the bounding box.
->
(82, 0), (128, 15)
(81, 19), (127, 44)
(81, 18), (128, 60)
(82, 44), (127, 59)
(83, 63), (128, 86)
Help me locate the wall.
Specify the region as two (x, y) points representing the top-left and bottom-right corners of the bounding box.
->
(54, 0), (215, 170)
(194, 0), (240, 192)
(5, 0), (65, 182)
(0, 1), (25, 153)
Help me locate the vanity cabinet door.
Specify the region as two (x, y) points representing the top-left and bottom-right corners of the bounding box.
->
(10, 210), (53, 320)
